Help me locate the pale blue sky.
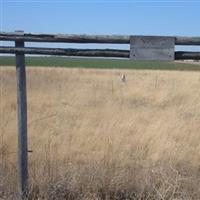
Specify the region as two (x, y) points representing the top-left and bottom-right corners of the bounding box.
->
(1, 0), (200, 50)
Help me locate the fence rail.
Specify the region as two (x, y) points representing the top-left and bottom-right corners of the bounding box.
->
(1, 31), (200, 60)
(175, 51), (200, 60)
(1, 46), (200, 60)
(0, 32), (130, 43)
(0, 46), (130, 58)
(1, 32), (200, 45)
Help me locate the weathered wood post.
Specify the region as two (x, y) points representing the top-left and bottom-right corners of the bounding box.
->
(15, 30), (28, 199)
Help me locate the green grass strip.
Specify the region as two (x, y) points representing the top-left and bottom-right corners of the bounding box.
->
(0, 56), (200, 71)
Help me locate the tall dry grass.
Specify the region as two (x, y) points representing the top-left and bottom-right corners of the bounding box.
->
(1, 67), (200, 199)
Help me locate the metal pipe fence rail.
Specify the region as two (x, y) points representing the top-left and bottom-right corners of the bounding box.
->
(1, 30), (200, 199)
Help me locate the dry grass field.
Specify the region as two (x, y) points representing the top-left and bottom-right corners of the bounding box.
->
(1, 67), (200, 199)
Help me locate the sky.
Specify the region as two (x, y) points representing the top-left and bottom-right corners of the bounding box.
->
(0, 0), (200, 50)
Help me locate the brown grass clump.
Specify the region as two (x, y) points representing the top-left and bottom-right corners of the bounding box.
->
(1, 67), (200, 199)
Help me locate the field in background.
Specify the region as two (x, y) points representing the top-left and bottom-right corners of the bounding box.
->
(1, 67), (200, 199)
(1, 56), (200, 71)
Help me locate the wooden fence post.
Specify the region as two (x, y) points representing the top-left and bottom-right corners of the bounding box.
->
(15, 30), (28, 199)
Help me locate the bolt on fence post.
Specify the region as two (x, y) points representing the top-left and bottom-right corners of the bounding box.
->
(15, 30), (28, 199)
